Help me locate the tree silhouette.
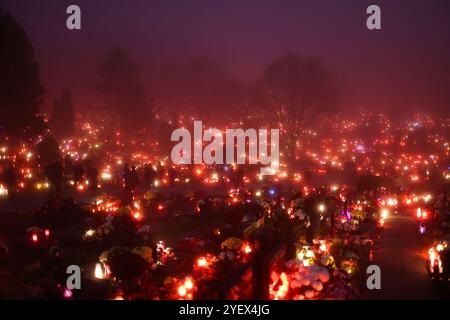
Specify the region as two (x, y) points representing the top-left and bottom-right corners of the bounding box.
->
(357, 175), (394, 193)
(151, 57), (242, 120)
(97, 47), (153, 131)
(157, 121), (175, 158)
(36, 136), (60, 165)
(0, 8), (44, 141)
(263, 53), (337, 162)
(51, 90), (75, 139)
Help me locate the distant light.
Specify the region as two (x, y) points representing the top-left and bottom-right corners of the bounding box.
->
(381, 208), (389, 220)
(63, 288), (73, 299)
(197, 257), (207, 267)
(184, 278), (194, 290)
(133, 211), (142, 220)
(178, 285), (187, 297)
(94, 263), (104, 279)
(101, 172), (112, 181)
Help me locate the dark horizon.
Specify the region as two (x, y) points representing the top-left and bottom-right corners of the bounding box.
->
(2, 0), (450, 118)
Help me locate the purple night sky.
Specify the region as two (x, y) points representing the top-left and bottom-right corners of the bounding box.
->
(2, 0), (450, 116)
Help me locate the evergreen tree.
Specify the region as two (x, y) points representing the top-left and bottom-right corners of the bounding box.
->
(97, 47), (153, 131)
(0, 8), (45, 140)
(51, 90), (75, 138)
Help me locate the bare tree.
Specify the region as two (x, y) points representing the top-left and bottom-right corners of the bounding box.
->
(97, 48), (153, 131)
(51, 90), (75, 139)
(0, 8), (45, 141)
(151, 57), (242, 121)
(263, 53), (337, 162)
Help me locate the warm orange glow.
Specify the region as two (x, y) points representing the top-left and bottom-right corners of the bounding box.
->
(178, 285), (187, 297)
(197, 257), (208, 268)
(269, 272), (289, 300)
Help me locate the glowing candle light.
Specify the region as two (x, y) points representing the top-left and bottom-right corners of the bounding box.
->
(63, 288), (73, 299)
(178, 285), (187, 297)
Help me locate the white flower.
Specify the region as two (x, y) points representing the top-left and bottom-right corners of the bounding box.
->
(290, 279), (302, 289)
(317, 268), (330, 283)
(312, 280), (323, 291)
(305, 290), (315, 299)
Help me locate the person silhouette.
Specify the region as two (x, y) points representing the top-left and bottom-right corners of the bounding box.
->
(86, 165), (98, 194)
(143, 163), (156, 189)
(73, 162), (84, 189)
(122, 164), (133, 206)
(3, 164), (17, 199)
(45, 158), (63, 208)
